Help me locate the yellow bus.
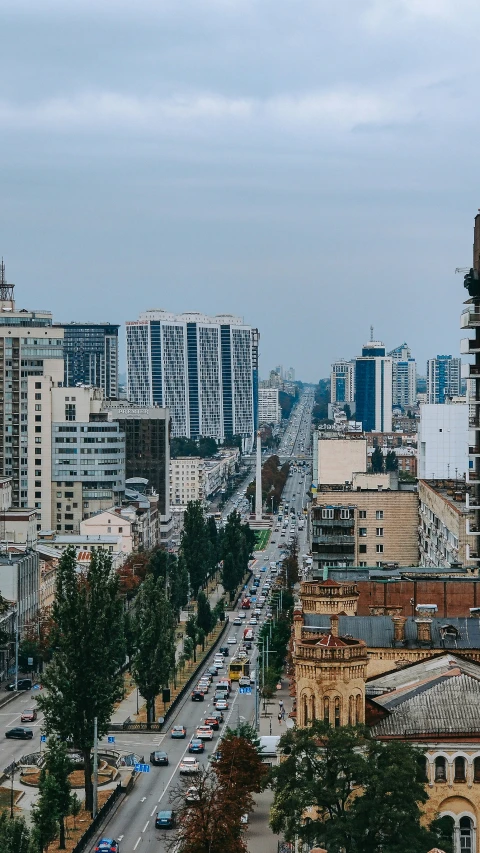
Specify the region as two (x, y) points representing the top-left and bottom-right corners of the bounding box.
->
(228, 657), (250, 681)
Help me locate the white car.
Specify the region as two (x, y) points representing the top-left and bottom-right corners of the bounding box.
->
(180, 757), (200, 774)
(238, 612), (246, 620)
(227, 636), (237, 644)
(249, 618), (258, 625)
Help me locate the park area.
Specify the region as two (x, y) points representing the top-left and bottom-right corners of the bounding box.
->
(254, 529), (270, 550)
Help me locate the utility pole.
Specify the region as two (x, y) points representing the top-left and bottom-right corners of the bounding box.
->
(92, 717), (98, 818)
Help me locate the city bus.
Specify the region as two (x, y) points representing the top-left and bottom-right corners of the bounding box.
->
(228, 657), (251, 681)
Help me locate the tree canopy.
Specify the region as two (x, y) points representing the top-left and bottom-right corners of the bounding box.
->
(131, 573), (175, 724)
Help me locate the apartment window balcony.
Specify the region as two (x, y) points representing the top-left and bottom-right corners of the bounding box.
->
(461, 309), (480, 328)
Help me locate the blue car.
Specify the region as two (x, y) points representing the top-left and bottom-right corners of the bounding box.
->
(189, 738), (205, 753)
(155, 810), (176, 829)
(95, 840), (120, 853)
(260, 566), (267, 572)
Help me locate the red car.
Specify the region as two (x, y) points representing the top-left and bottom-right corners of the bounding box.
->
(20, 709), (37, 723)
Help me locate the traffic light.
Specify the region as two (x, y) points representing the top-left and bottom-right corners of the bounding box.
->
(162, 688), (171, 703)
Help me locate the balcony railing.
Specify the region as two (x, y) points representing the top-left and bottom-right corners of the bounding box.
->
(313, 535), (355, 545)
(461, 310), (480, 328)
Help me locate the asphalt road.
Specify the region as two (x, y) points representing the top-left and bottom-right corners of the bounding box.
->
(0, 689), (45, 769)
(87, 393), (314, 852)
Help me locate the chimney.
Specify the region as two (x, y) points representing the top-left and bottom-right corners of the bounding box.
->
(369, 605), (386, 616)
(415, 618), (432, 644)
(392, 616), (407, 643)
(385, 605), (403, 618)
(330, 613), (339, 637)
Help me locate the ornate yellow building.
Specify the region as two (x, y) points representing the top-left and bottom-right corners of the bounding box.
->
(292, 577), (480, 852)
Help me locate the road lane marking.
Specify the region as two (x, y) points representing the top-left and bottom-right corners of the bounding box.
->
(133, 837), (141, 850)
(150, 807), (156, 816)
(142, 821), (149, 832)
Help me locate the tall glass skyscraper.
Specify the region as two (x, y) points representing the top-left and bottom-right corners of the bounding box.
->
(58, 323), (119, 399)
(126, 311), (259, 450)
(355, 342), (392, 432)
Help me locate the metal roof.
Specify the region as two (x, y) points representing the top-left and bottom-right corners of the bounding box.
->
(303, 614), (480, 649)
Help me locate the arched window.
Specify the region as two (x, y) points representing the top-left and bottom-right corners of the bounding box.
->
(454, 756), (466, 782)
(474, 757), (480, 782)
(323, 697), (330, 725)
(311, 696), (316, 721)
(434, 756), (446, 782)
(303, 695), (308, 726)
(349, 695), (355, 726)
(460, 816), (473, 851)
(356, 694), (362, 724)
(334, 696), (341, 728)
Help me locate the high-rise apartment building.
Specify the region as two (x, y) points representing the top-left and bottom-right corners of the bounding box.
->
(258, 388), (281, 424)
(354, 342), (392, 432)
(427, 355), (461, 403)
(126, 310), (259, 451)
(58, 323), (119, 399)
(27, 382), (125, 533)
(330, 360), (355, 404)
(0, 262), (64, 507)
(388, 343), (416, 408)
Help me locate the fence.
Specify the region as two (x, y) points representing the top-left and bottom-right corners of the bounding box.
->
(71, 783), (123, 853)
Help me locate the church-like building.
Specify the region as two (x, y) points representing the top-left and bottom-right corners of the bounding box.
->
(292, 576), (480, 853)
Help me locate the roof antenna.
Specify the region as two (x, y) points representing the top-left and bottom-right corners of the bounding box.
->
(370, 324), (374, 342)
(0, 259), (15, 306)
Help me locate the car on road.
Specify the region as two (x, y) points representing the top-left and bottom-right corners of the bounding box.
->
(270, 539), (276, 544)
(196, 725), (214, 740)
(249, 618), (257, 625)
(185, 786), (200, 802)
(171, 725), (187, 738)
(6, 678), (32, 691)
(239, 676), (250, 687)
(20, 709), (37, 722)
(238, 612), (246, 620)
(215, 698), (228, 710)
(204, 715), (219, 730)
(211, 710), (224, 723)
(189, 738), (205, 753)
(150, 750), (169, 766)
(5, 727), (33, 739)
(219, 646), (230, 655)
(155, 810), (176, 829)
(232, 617), (242, 625)
(260, 566), (267, 571)
(95, 841), (120, 853)
(191, 691), (205, 702)
(227, 636), (237, 644)
(180, 757), (200, 774)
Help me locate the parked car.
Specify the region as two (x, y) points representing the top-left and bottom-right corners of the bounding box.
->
(155, 811), (175, 829)
(20, 709), (37, 722)
(6, 678), (32, 691)
(171, 725), (187, 738)
(180, 757), (200, 774)
(95, 841), (120, 853)
(150, 750), (169, 766)
(5, 727), (33, 739)
(188, 738), (205, 753)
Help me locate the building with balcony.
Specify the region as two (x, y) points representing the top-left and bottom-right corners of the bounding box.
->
(427, 355), (461, 403)
(258, 388), (281, 425)
(418, 479), (476, 568)
(57, 322), (119, 400)
(388, 343), (416, 408)
(330, 360), (355, 404)
(462, 224), (480, 575)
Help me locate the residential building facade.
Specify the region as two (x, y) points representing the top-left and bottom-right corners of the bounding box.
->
(170, 449), (239, 507)
(418, 402), (468, 479)
(0, 548), (39, 631)
(418, 478), (476, 568)
(258, 388), (281, 425)
(330, 360), (355, 404)
(427, 354), (461, 403)
(125, 310), (259, 450)
(58, 322), (119, 399)
(355, 342), (392, 432)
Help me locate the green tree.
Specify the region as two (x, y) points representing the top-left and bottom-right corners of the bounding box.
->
(371, 446), (384, 473)
(270, 722), (446, 853)
(198, 436), (218, 457)
(181, 501), (209, 595)
(185, 615), (199, 662)
(196, 590), (213, 636)
(69, 792), (81, 831)
(170, 554), (189, 618)
(385, 449), (399, 472)
(0, 812), (36, 853)
(32, 772), (59, 852)
(38, 547), (125, 813)
(131, 574), (175, 724)
(34, 737), (72, 849)
(206, 514), (219, 576)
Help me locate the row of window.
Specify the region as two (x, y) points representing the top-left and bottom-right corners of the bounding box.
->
(359, 528), (384, 536)
(359, 544), (384, 553)
(321, 508), (384, 520)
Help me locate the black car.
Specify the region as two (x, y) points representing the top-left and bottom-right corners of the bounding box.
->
(6, 727), (33, 739)
(191, 691), (205, 702)
(155, 810), (175, 829)
(219, 646), (229, 656)
(150, 750), (169, 766)
(6, 678), (32, 691)
(211, 710), (224, 723)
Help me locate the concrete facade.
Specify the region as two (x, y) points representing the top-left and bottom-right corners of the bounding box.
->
(419, 402), (469, 480)
(258, 388), (281, 425)
(316, 437), (367, 487)
(419, 479), (476, 568)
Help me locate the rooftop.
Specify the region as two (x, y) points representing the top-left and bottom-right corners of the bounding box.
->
(303, 614), (480, 650)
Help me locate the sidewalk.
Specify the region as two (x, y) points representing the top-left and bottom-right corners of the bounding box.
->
(248, 678), (292, 853)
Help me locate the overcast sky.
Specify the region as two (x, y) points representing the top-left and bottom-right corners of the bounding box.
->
(1, 0), (480, 382)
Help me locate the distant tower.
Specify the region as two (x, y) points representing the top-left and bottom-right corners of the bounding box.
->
(370, 324), (374, 342)
(255, 430), (262, 521)
(0, 259), (15, 312)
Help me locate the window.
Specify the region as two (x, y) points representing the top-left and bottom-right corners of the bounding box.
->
(376, 528), (384, 537)
(460, 816), (473, 851)
(359, 544), (367, 554)
(35, 404), (41, 411)
(434, 756), (446, 782)
(340, 509), (350, 519)
(359, 561), (367, 567)
(417, 755), (428, 783)
(348, 695), (355, 726)
(65, 404), (76, 421)
(454, 756), (466, 782)
(359, 528), (367, 537)
(35, 415), (41, 422)
(323, 697), (329, 724)
(35, 393), (41, 400)
(359, 510), (367, 519)
(322, 508), (334, 519)
(376, 510), (384, 520)
(35, 382), (41, 389)
(474, 757), (480, 782)
(376, 544), (384, 553)
(119, 527), (123, 533)
(334, 697), (341, 728)
(35, 492), (41, 499)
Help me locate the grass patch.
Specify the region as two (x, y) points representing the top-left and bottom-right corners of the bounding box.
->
(0, 786), (22, 810)
(254, 529), (270, 551)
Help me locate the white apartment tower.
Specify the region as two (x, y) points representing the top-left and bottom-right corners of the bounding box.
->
(258, 388), (281, 424)
(427, 355), (461, 404)
(330, 360), (355, 404)
(388, 343), (416, 408)
(126, 310), (259, 451)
